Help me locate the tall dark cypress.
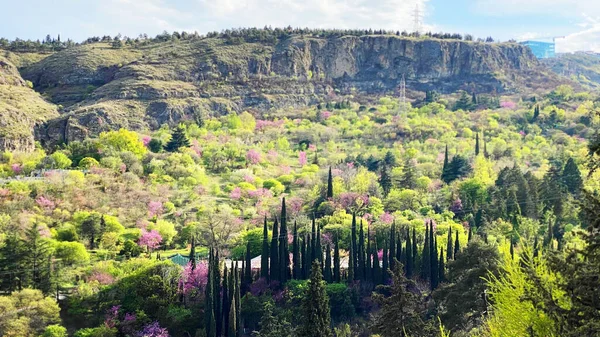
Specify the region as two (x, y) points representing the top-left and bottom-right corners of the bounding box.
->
(279, 198), (289, 283)
(430, 232), (438, 290)
(261, 217), (269, 279)
(214, 251), (221, 337)
(366, 224), (372, 282)
(358, 220), (366, 280)
(382, 238), (389, 283)
(270, 218), (279, 283)
(301, 234), (307, 279)
(372, 236), (381, 285)
(446, 226), (453, 261)
(316, 224), (322, 264)
(475, 133), (480, 156)
(222, 265), (229, 335)
(439, 249), (445, 283)
(324, 243), (332, 283)
(421, 222), (430, 280)
(454, 231), (460, 258)
(412, 228), (417, 272)
(468, 225), (473, 242)
(389, 222), (396, 271)
(351, 212), (357, 280)
(405, 229), (413, 279)
(205, 249), (216, 337)
(327, 167), (334, 199)
(234, 262), (242, 337)
(396, 233), (402, 263)
(311, 217), (317, 263)
(293, 221), (300, 279)
(244, 242), (252, 290)
(227, 270), (236, 337)
(348, 241), (355, 283)
(333, 232), (341, 283)
(189, 235), (197, 270)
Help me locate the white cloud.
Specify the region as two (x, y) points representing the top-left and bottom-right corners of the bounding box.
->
(473, 0), (600, 17)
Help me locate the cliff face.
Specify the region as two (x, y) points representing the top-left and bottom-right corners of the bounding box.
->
(3, 35), (560, 150)
(0, 55), (58, 152)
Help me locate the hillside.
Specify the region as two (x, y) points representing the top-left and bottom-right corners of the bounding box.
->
(543, 53), (600, 89)
(0, 54), (58, 151)
(2, 33), (572, 150)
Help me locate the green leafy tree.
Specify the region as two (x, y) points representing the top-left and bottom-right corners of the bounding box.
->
(562, 157), (582, 194)
(298, 261), (332, 337)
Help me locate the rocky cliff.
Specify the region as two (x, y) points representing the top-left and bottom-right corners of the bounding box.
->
(2, 34), (566, 150)
(0, 55), (58, 152)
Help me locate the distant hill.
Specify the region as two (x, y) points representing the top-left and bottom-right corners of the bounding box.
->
(1, 32), (572, 151)
(542, 53), (600, 89)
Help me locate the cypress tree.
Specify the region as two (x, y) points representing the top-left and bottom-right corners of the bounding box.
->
(270, 218), (279, 283)
(510, 238), (515, 260)
(223, 265), (231, 335)
(165, 124), (191, 152)
(475, 133), (480, 156)
(348, 243), (355, 283)
(293, 221), (300, 279)
(446, 226), (453, 261)
(298, 261), (333, 337)
(358, 220), (366, 280)
(351, 213), (357, 280)
(421, 222), (430, 280)
(468, 225), (473, 242)
(228, 279), (237, 337)
(311, 217), (317, 262)
(189, 235), (197, 270)
(389, 223), (396, 271)
(412, 228), (417, 270)
(430, 234), (438, 290)
(454, 232), (460, 258)
(439, 249), (445, 283)
(333, 232), (341, 283)
(372, 237), (381, 285)
(244, 242), (252, 289)
(382, 239), (389, 283)
(316, 224), (322, 264)
(234, 263), (242, 337)
(327, 167), (334, 199)
(261, 217), (269, 279)
(214, 251), (221, 337)
(301, 235), (307, 279)
(324, 243), (332, 283)
(533, 105), (540, 120)
(472, 92), (478, 105)
(279, 198), (289, 283)
(405, 229), (413, 279)
(205, 250), (216, 337)
(396, 232), (402, 262)
(366, 224), (372, 282)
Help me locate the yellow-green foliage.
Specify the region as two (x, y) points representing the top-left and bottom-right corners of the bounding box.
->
(484, 245), (559, 336)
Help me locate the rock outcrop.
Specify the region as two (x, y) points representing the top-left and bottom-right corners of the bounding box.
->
(0, 55), (58, 152)
(4, 34), (566, 149)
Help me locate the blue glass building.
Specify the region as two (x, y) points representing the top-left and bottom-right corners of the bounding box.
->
(520, 40), (556, 59)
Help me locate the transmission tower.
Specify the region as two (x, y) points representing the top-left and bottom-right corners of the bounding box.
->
(413, 4), (422, 34)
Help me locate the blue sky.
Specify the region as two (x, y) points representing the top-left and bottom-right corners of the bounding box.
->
(1, 0), (598, 52)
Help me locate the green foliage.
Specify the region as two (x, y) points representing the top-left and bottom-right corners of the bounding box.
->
(298, 261), (332, 337)
(54, 241), (90, 264)
(99, 129), (147, 158)
(42, 325), (68, 337)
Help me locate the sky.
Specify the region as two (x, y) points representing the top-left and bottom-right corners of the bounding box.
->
(1, 0), (598, 53)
